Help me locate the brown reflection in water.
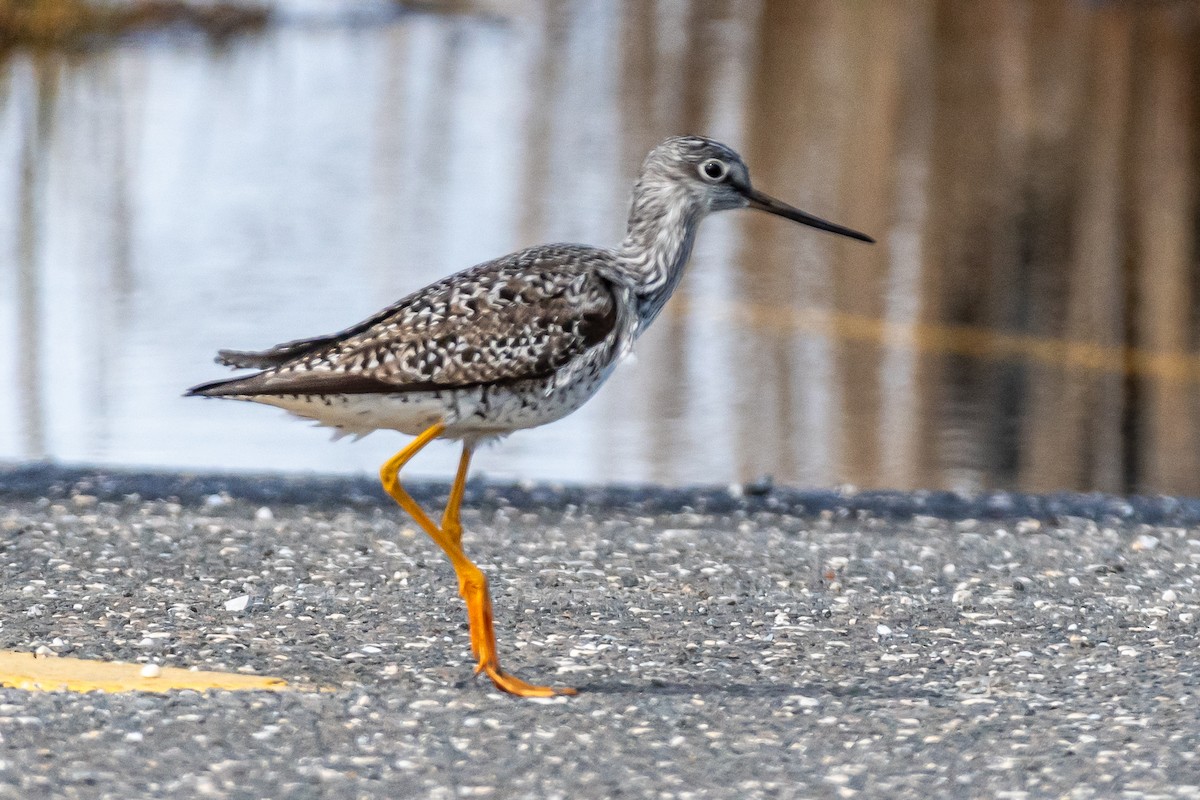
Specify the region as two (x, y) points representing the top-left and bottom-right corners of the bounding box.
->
(1130, 6), (1198, 495)
(739, 1), (911, 486)
(615, 0), (742, 483)
(726, 0), (1200, 493)
(739, 1), (833, 485)
(1061, 5), (1129, 492)
(1019, 0), (1092, 492)
(14, 54), (59, 460)
(11, 50), (138, 462)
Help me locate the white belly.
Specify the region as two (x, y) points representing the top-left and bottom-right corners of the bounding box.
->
(243, 365), (613, 441)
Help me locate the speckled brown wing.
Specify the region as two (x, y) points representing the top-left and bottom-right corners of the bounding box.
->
(188, 245), (620, 398)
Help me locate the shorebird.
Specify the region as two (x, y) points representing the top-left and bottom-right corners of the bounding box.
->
(188, 136), (873, 697)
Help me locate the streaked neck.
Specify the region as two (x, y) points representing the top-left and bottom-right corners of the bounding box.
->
(613, 180), (704, 332)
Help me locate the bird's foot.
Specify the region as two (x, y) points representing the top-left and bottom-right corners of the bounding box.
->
(475, 658), (577, 698)
(459, 568), (576, 697)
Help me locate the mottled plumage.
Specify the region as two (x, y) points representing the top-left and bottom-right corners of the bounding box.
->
(190, 243), (638, 442)
(212, 247), (617, 385)
(188, 136), (873, 697)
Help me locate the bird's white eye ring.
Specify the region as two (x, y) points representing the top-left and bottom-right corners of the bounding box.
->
(699, 159), (728, 182)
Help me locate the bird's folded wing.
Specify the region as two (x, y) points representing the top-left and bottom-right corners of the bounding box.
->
(192, 259), (618, 398)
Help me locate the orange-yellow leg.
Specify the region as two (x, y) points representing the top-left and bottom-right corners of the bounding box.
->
(379, 424), (575, 698)
(441, 445), (484, 659)
(441, 445), (472, 548)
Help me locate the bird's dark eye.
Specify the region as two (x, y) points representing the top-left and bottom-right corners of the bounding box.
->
(700, 159), (728, 182)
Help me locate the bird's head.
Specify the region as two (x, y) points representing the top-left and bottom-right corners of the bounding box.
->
(639, 136), (874, 243)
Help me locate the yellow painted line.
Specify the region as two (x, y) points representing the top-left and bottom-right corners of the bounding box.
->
(0, 651), (306, 693)
(676, 298), (1200, 384)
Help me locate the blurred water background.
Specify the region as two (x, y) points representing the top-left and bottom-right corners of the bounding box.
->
(1, 0), (1199, 493)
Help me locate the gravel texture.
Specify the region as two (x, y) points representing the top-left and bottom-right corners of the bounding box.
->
(0, 465), (1198, 799)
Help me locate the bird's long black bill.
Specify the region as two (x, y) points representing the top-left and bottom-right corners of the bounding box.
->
(743, 187), (875, 244)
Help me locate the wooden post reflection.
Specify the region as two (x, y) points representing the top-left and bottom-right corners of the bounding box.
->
(920, 0), (1035, 491)
(1026, 6), (1133, 492)
(15, 55), (60, 461)
(1129, 7), (1197, 494)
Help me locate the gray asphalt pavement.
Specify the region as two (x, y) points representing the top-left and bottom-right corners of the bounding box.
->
(0, 465), (1198, 799)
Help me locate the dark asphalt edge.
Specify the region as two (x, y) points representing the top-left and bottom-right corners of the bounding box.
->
(3, 461), (1200, 524)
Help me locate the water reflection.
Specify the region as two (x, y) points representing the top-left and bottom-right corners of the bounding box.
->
(1, 0), (1198, 494)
